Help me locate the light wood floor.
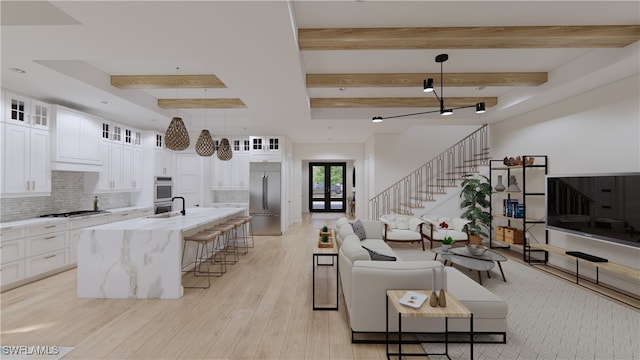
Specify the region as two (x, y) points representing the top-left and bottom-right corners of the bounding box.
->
(0, 214), (426, 359)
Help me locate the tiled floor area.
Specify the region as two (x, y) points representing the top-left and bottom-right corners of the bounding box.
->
(395, 248), (640, 359)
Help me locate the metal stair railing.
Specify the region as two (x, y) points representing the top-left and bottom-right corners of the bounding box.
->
(369, 125), (489, 220)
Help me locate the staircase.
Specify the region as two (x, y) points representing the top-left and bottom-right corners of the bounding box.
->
(369, 125), (490, 219)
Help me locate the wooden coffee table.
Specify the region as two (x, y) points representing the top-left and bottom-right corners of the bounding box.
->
(386, 289), (473, 359)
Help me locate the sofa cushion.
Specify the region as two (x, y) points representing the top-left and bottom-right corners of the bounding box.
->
(360, 239), (392, 251)
(336, 217), (349, 227)
(384, 229), (422, 241)
(360, 220), (383, 240)
(351, 219), (367, 240)
(446, 267), (509, 319)
(338, 224), (355, 242)
(340, 235), (371, 262)
(362, 246), (396, 261)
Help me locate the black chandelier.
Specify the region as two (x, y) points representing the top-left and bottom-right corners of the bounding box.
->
(372, 53), (485, 122)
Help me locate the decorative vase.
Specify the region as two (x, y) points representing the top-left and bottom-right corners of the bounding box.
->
(438, 289), (447, 307)
(494, 175), (506, 192)
(507, 175), (521, 192)
(429, 291), (439, 307)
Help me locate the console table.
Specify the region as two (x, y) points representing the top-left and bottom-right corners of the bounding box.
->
(312, 233), (339, 311)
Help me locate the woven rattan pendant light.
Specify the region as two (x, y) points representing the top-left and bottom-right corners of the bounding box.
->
(195, 89), (215, 157)
(165, 67), (190, 151)
(217, 110), (233, 161)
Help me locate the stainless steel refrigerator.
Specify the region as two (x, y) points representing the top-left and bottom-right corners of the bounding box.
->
(249, 162), (282, 235)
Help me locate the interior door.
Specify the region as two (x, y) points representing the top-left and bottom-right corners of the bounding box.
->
(309, 162), (346, 212)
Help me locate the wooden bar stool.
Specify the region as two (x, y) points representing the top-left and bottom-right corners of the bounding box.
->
(181, 231), (218, 289)
(234, 215), (254, 248)
(207, 223), (238, 264)
(227, 217), (249, 255)
(201, 229), (226, 275)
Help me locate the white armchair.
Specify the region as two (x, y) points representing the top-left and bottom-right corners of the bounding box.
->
(421, 215), (471, 249)
(379, 214), (426, 251)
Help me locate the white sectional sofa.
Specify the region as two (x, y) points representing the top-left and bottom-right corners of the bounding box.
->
(334, 218), (508, 343)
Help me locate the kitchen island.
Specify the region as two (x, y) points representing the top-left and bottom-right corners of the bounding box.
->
(77, 207), (244, 299)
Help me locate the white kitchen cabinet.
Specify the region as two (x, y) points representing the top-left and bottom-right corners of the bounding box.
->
(123, 145), (143, 190)
(0, 219), (69, 291)
(1, 123), (51, 196)
(1, 93), (51, 196)
(3, 92), (29, 125)
(249, 136), (282, 162)
(50, 105), (101, 171)
(88, 121), (143, 192)
(155, 149), (175, 176)
(210, 137), (250, 189)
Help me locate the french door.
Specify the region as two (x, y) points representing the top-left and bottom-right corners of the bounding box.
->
(309, 162), (346, 212)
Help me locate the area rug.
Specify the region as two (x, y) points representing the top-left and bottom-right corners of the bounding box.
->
(393, 248), (640, 359)
(0, 346), (74, 360)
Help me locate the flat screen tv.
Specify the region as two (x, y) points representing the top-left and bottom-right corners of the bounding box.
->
(546, 173), (640, 248)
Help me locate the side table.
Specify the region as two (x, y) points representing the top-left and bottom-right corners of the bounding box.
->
(313, 243), (339, 310)
(386, 290), (473, 359)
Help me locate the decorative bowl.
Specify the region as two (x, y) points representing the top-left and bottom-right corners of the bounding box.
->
(466, 244), (488, 256)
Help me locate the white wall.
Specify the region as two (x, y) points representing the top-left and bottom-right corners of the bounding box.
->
(491, 74), (640, 294)
(368, 125), (480, 194)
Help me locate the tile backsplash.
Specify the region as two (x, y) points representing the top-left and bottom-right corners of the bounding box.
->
(1, 171), (130, 223)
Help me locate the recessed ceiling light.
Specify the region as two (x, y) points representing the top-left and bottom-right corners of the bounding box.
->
(9, 68), (26, 74)
(339, 87), (347, 91)
(101, 100), (111, 105)
(476, 86), (486, 91)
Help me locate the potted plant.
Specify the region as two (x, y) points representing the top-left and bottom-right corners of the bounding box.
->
(460, 174), (492, 244)
(439, 221), (455, 250)
(321, 225), (329, 234)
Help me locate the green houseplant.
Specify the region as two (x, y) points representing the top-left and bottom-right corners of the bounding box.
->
(460, 174), (492, 241)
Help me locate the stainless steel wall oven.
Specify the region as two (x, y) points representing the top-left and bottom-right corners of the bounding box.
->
(154, 176), (173, 214)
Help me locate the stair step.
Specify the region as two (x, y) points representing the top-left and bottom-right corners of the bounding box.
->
(400, 202), (425, 209)
(417, 190), (448, 195)
(410, 196), (437, 201)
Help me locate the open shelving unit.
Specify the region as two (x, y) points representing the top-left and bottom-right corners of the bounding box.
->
(488, 155), (548, 263)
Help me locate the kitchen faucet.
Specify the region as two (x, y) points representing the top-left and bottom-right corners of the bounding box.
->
(172, 196), (186, 216)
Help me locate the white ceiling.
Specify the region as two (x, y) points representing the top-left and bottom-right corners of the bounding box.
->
(1, 1), (639, 144)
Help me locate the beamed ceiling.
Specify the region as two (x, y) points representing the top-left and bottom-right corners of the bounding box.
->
(1, 1), (639, 143)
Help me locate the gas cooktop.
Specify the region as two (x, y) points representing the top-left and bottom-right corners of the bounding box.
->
(40, 210), (109, 218)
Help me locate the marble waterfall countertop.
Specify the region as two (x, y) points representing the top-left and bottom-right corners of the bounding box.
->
(77, 207), (245, 300)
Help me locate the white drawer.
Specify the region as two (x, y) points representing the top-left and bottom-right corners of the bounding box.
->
(112, 211), (135, 221)
(26, 232), (68, 257)
(26, 222), (67, 237)
(1, 228), (24, 242)
(1, 240), (24, 262)
(1, 260), (25, 284)
(138, 208), (153, 217)
(68, 214), (112, 230)
(26, 249), (68, 276)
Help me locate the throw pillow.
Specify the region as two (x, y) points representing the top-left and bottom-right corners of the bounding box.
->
(361, 246), (397, 261)
(351, 219), (367, 241)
